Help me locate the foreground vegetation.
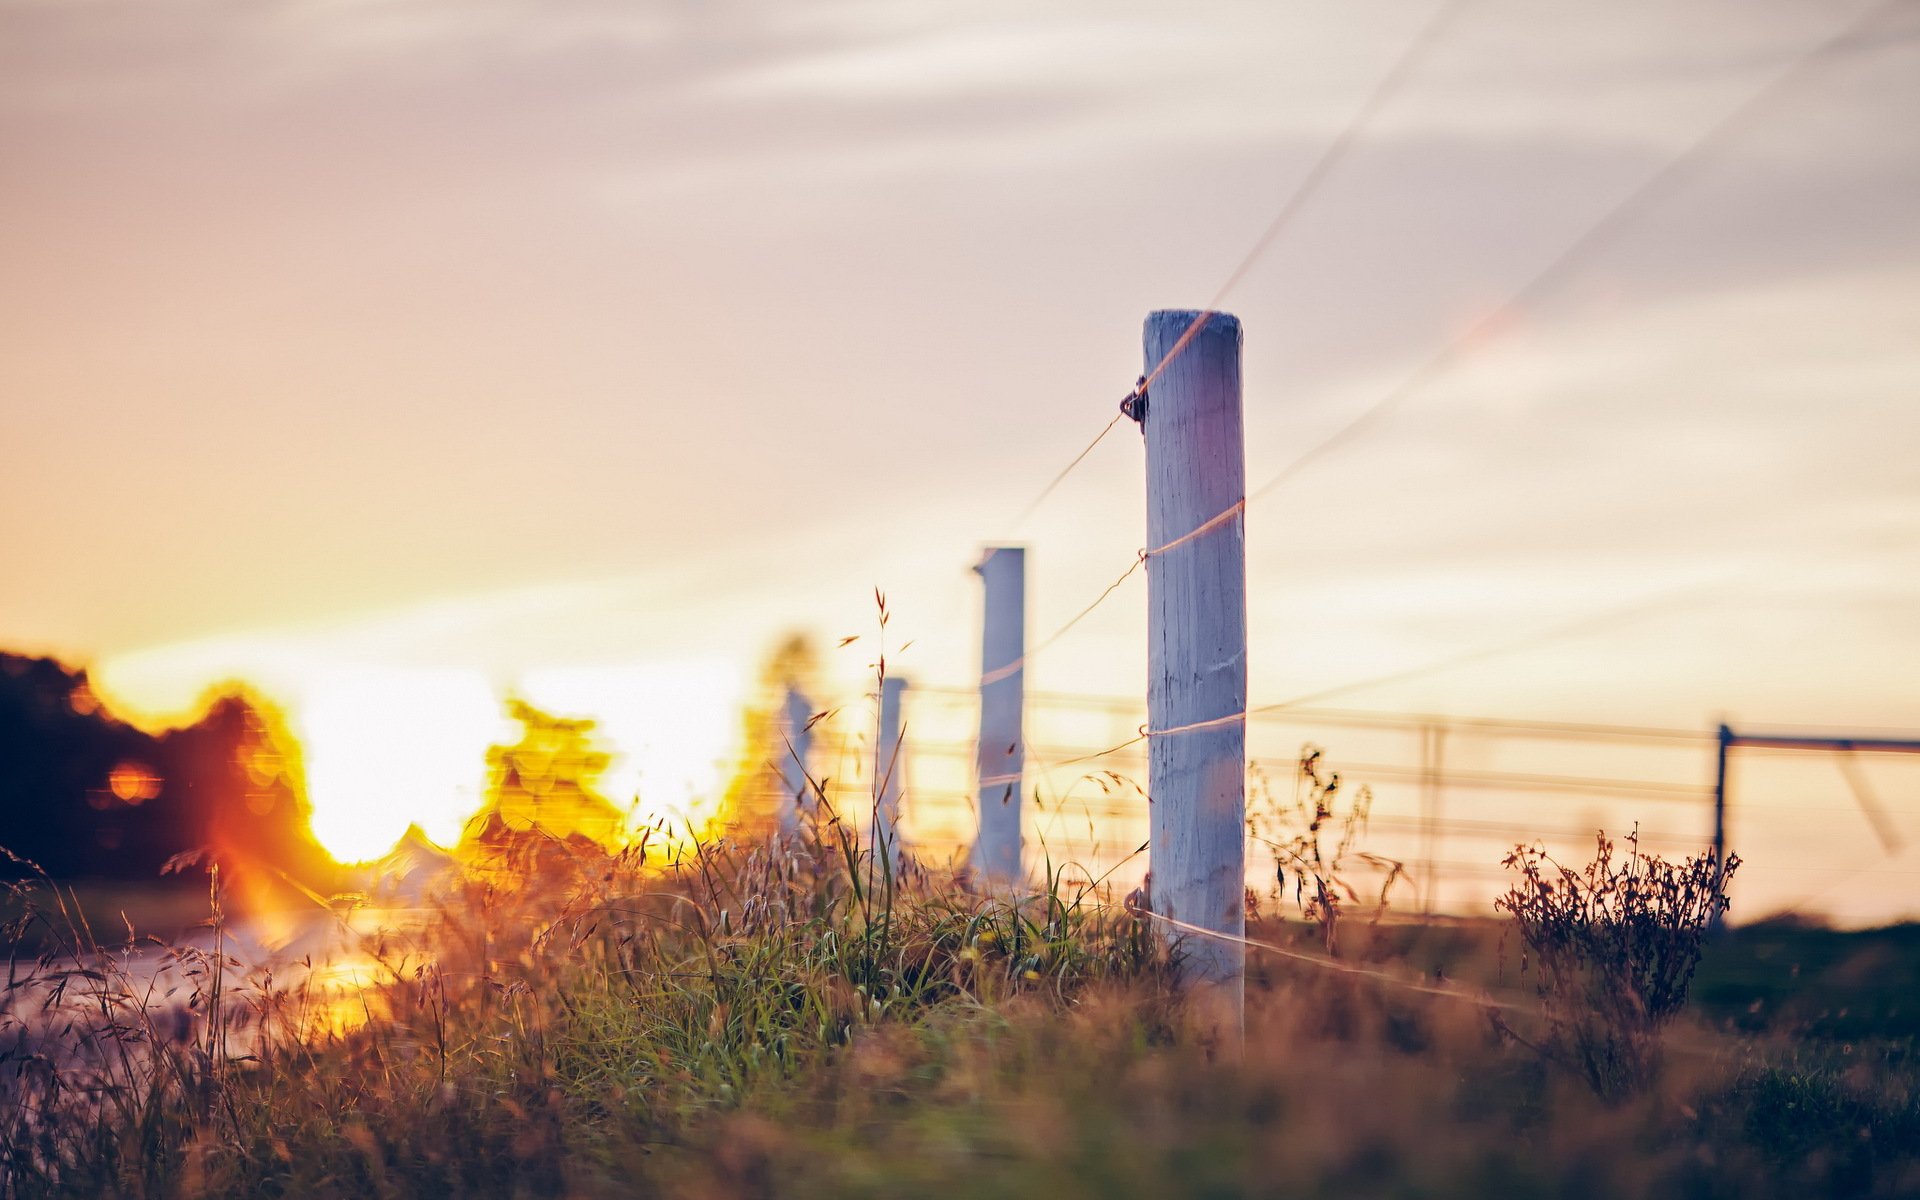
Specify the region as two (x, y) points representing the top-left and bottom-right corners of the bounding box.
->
(2, 812), (1916, 1199)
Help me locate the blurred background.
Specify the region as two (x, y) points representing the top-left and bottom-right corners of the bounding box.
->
(2, 0), (1916, 925)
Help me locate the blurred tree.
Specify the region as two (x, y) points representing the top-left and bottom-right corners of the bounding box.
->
(469, 698), (627, 847)
(0, 653), (339, 908)
(160, 689), (339, 908)
(0, 653), (162, 880)
(717, 633), (821, 834)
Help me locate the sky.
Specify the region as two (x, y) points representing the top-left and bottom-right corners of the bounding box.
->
(3, 0), (1918, 911)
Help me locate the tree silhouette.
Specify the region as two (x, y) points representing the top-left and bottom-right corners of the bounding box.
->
(0, 652), (339, 907)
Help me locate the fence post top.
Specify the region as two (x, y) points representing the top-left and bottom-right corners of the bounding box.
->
(974, 545), (1026, 574)
(1146, 309), (1241, 336)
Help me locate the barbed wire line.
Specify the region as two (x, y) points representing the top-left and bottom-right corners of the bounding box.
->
(981, 489), (1252, 689)
(1130, 907), (1745, 1063)
(919, 579), (1782, 803)
(932, 1), (1903, 823)
(1018, 0), (1876, 571)
(978, 563), (1731, 756)
(910, 682), (1708, 742)
(1092, 902), (1533, 1016)
(1244, 0), (1904, 505)
(1005, 413), (1127, 532)
(1108, 526), (1919, 750)
(1050, 730), (1150, 769)
(1106, 573), (1749, 749)
(980, 553), (1146, 687)
(1148, 500), (1245, 560)
(1135, 0), (1477, 402)
(990, 0), (1897, 715)
(987, 443), (1227, 689)
(1215, 0), (1478, 311)
(1243, 575), (1749, 717)
(1003, 0), (1475, 535)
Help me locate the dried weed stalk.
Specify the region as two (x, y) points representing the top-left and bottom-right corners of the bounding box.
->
(1248, 748), (1404, 956)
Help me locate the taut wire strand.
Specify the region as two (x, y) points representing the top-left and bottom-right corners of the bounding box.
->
(1004, 0), (1475, 531)
(1144, 500), (1244, 559)
(979, 554), (1147, 688)
(1245, 0), (1903, 504)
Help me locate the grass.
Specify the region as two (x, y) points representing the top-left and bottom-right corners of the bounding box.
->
(2, 808), (1917, 1199)
(0, 880), (208, 956)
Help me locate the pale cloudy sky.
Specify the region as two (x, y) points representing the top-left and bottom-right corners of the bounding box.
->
(3, 0), (1918, 903)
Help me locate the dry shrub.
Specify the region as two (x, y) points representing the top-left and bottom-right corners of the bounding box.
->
(1497, 828), (1737, 1100)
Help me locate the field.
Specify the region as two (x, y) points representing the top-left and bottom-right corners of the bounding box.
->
(2, 823), (1916, 1200)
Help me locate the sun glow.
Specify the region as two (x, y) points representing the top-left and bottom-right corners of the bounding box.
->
(517, 660), (748, 840)
(294, 667), (507, 863)
(88, 631), (753, 867)
(294, 660), (748, 863)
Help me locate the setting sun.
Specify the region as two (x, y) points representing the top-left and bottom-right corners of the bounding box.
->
(293, 667), (505, 862)
(292, 660), (749, 863)
(85, 637), (754, 865)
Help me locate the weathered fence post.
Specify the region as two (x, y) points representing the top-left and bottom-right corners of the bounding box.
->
(1141, 309), (1247, 1038)
(779, 685), (813, 836)
(974, 546), (1026, 887)
(873, 675), (910, 869)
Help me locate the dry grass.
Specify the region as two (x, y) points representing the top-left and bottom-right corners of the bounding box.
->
(1, 809), (1915, 1199)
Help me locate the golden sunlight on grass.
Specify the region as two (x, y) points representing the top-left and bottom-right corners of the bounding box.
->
(8, 806), (1917, 1199)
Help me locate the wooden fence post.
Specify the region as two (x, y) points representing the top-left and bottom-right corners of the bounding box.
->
(873, 676), (910, 869)
(1142, 309), (1248, 1038)
(974, 546), (1026, 887)
(780, 685), (813, 836)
